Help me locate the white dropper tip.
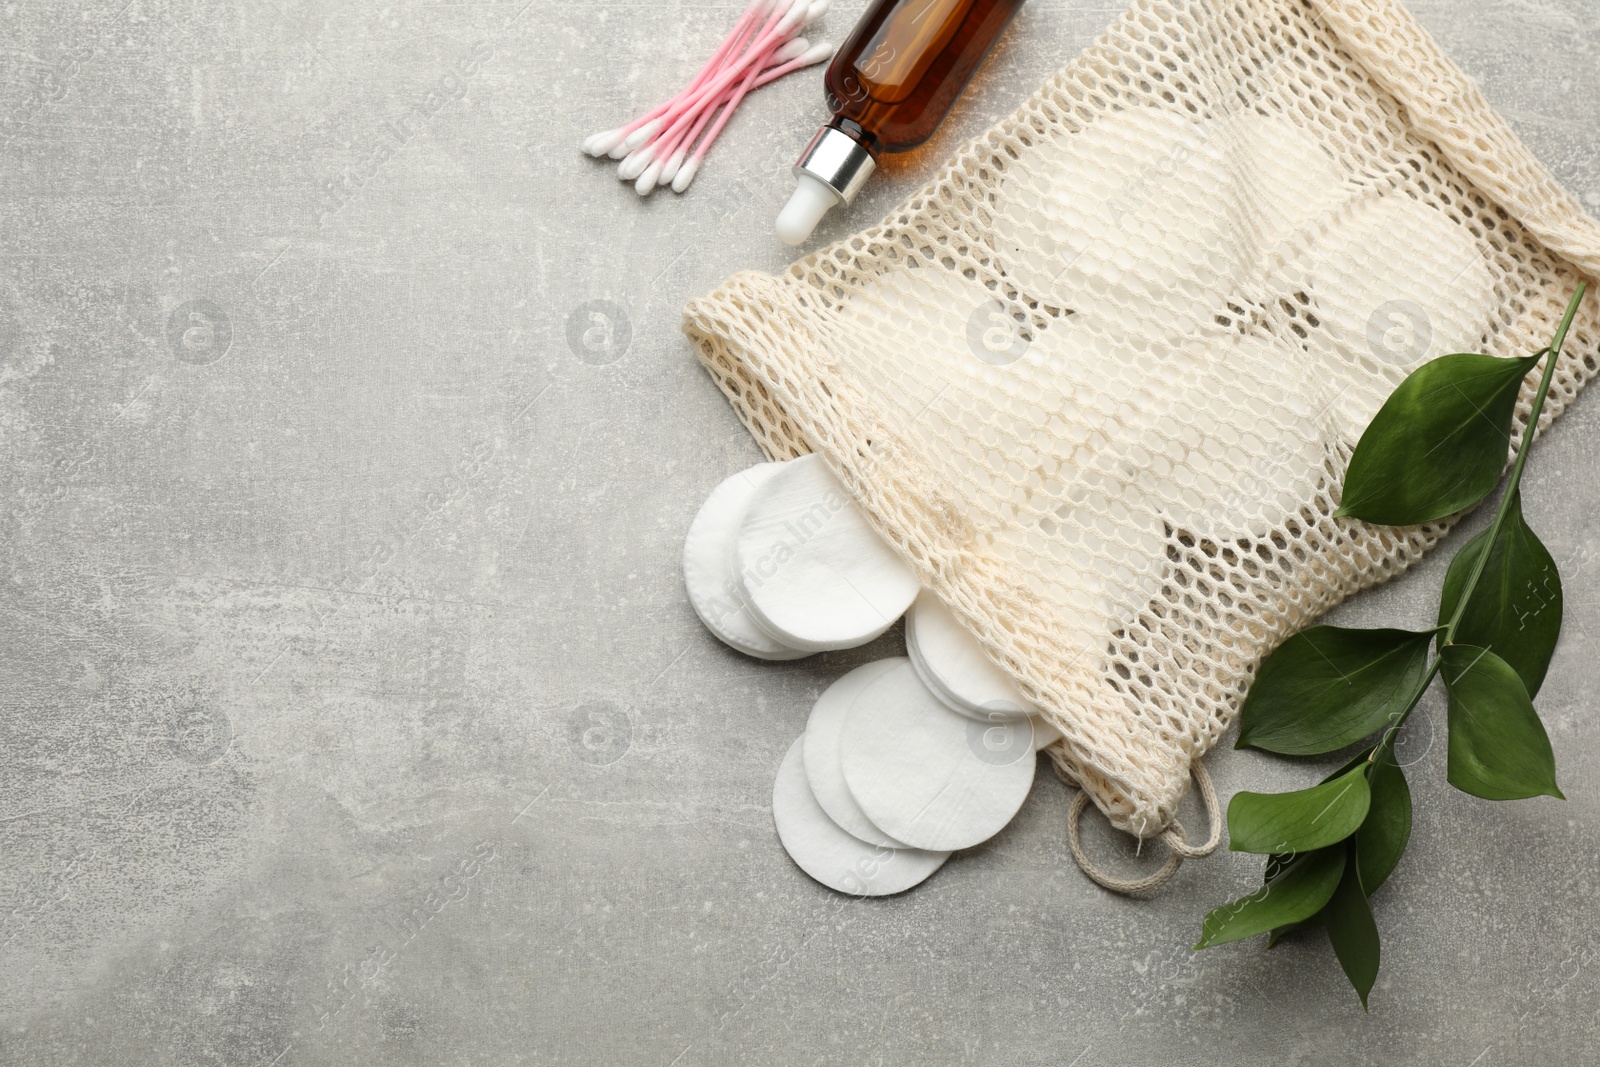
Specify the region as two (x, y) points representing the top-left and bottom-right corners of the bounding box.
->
(672, 156), (702, 193)
(617, 144), (655, 180)
(659, 148), (687, 185)
(803, 0), (830, 26)
(777, 172), (838, 245)
(584, 128), (626, 157)
(635, 158), (665, 195)
(623, 118), (662, 152)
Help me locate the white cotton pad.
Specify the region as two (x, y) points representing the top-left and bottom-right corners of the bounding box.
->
(1283, 193), (1498, 439)
(772, 736), (950, 896)
(731, 452), (921, 652)
(803, 659), (909, 849)
(991, 106), (1250, 340)
(1223, 111), (1350, 260)
(683, 463), (810, 660)
(1032, 716), (1063, 751)
(1036, 468), (1169, 634)
(905, 591), (1033, 721)
(1134, 333), (1329, 540)
(840, 660), (1036, 852)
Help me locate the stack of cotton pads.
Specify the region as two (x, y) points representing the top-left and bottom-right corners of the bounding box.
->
(684, 455), (1063, 895)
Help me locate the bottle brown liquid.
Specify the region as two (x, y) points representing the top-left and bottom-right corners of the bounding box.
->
(777, 0), (1026, 244)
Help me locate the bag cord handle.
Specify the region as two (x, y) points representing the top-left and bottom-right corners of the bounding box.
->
(1059, 760), (1222, 894)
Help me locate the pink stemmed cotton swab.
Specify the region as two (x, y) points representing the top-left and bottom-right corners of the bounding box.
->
(584, 0), (831, 194)
(615, 2), (773, 156)
(652, 0), (808, 135)
(618, 5), (799, 184)
(616, 1), (794, 180)
(638, 37), (812, 194)
(582, 0), (770, 158)
(672, 40), (833, 192)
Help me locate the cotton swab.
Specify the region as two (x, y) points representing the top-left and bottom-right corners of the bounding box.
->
(673, 41), (833, 192)
(583, 0), (831, 194)
(638, 37), (805, 197)
(584, 0), (772, 158)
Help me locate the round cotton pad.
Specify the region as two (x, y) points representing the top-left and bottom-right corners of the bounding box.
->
(841, 661), (1036, 852)
(732, 453), (921, 652)
(1135, 333), (1328, 541)
(772, 736), (950, 896)
(905, 591), (1034, 720)
(1282, 193), (1498, 439)
(991, 106), (1249, 340)
(683, 463), (810, 660)
(803, 659), (908, 849)
(1224, 111), (1350, 258)
(1032, 716), (1063, 751)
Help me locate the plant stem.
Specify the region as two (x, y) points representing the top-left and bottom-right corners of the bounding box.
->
(1368, 283), (1588, 767)
(1441, 285), (1585, 642)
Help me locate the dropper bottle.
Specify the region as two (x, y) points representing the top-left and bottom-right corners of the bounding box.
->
(777, 0), (1026, 244)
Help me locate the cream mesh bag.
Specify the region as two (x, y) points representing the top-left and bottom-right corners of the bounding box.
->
(682, 0), (1600, 861)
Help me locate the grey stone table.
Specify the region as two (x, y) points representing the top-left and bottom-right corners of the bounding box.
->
(3, 1), (1598, 1064)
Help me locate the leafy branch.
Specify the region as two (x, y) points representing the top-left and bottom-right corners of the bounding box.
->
(1194, 284), (1587, 1008)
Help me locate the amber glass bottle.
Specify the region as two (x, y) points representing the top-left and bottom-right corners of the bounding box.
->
(777, 0), (1026, 244)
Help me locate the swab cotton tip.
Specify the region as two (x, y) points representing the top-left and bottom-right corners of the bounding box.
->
(623, 118), (662, 152)
(617, 144), (655, 180)
(659, 148), (686, 185)
(796, 41), (834, 66)
(588, 0), (825, 200)
(777, 0), (811, 34)
(584, 128), (625, 157)
(671, 157), (701, 192)
(770, 37), (809, 65)
(635, 159), (665, 195)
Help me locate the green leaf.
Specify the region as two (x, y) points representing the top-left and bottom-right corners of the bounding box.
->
(1195, 847), (1346, 949)
(1354, 755), (1411, 895)
(1442, 644), (1563, 801)
(1266, 919), (1316, 948)
(1438, 490), (1563, 697)
(1322, 844), (1381, 1009)
(1228, 766), (1372, 854)
(1267, 748), (1409, 943)
(1236, 626), (1434, 755)
(1336, 351), (1541, 526)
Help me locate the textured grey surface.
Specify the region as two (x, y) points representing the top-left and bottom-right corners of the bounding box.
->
(2, 1), (1598, 1064)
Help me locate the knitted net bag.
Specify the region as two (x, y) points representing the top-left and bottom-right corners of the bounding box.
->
(681, 0), (1600, 873)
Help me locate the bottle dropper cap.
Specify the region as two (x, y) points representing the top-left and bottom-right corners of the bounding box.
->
(778, 124), (876, 245)
(778, 174), (840, 245)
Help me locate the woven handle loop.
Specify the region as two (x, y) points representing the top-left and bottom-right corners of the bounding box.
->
(1063, 760), (1222, 894)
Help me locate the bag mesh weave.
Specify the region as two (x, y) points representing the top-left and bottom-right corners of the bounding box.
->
(682, 0), (1600, 839)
